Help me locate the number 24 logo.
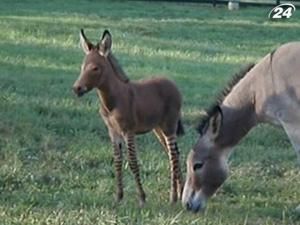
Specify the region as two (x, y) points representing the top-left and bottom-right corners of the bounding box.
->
(269, 3), (296, 19)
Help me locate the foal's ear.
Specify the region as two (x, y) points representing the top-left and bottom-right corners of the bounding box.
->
(206, 106), (223, 140)
(80, 29), (93, 54)
(99, 30), (112, 57)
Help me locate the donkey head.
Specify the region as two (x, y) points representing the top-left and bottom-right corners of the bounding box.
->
(182, 106), (229, 213)
(73, 29), (112, 97)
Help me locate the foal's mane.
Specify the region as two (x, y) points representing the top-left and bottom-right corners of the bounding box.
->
(197, 63), (256, 134)
(108, 53), (130, 83)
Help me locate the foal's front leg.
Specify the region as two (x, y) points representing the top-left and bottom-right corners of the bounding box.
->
(103, 126), (123, 202)
(112, 140), (123, 202)
(125, 133), (146, 207)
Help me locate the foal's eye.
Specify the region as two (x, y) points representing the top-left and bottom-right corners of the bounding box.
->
(92, 66), (99, 71)
(193, 162), (204, 171)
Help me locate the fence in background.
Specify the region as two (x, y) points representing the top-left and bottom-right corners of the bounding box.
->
(211, 0), (300, 7)
(139, 0), (300, 7)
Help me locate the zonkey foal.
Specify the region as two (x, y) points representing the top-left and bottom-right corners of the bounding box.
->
(73, 29), (184, 206)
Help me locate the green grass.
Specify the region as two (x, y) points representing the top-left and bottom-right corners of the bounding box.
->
(1, 0), (300, 224)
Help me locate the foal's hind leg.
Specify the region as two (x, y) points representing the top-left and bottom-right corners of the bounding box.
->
(154, 128), (183, 200)
(153, 128), (168, 154)
(166, 135), (184, 201)
(125, 133), (146, 207)
(161, 132), (183, 203)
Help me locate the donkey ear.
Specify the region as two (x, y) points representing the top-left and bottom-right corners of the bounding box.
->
(99, 30), (112, 57)
(80, 29), (93, 54)
(206, 106), (223, 140)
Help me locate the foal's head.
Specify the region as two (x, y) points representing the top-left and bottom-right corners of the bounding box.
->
(182, 106), (229, 213)
(73, 29), (112, 97)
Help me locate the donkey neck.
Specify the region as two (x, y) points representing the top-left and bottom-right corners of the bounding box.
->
(96, 61), (128, 112)
(217, 74), (258, 148)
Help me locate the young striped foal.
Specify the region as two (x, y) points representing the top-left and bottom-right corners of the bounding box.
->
(72, 29), (184, 206)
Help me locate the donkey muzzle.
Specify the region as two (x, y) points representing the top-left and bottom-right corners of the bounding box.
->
(182, 186), (207, 213)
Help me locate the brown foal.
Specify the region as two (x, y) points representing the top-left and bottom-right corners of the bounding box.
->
(72, 29), (184, 206)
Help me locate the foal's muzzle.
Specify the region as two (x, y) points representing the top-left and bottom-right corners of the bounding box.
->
(72, 85), (87, 97)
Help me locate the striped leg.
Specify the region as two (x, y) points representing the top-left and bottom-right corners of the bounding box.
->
(106, 128), (124, 203)
(174, 142), (184, 200)
(125, 134), (146, 206)
(112, 141), (123, 202)
(165, 135), (183, 202)
(153, 128), (168, 154)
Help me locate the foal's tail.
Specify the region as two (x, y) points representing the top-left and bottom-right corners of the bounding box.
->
(176, 119), (185, 136)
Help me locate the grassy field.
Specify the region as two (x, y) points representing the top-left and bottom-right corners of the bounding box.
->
(1, 0), (300, 224)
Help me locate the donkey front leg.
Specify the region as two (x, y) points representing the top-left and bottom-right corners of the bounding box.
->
(280, 121), (300, 164)
(125, 134), (146, 207)
(165, 134), (183, 203)
(280, 121), (300, 212)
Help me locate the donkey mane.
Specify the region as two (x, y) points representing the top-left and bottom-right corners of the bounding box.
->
(197, 63), (256, 134)
(108, 53), (130, 83)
